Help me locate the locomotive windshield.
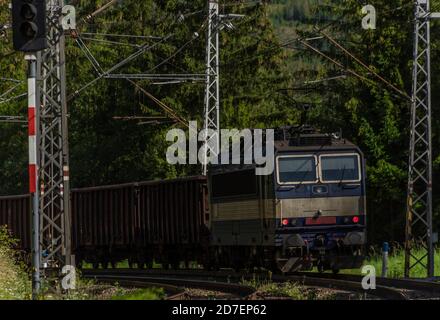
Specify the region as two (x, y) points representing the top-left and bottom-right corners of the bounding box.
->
(276, 153), (361, 184)
(320, 154), (361, 182)
(277, 156), (317, 184)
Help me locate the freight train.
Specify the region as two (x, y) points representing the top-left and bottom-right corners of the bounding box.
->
(0, 129), (366, 273)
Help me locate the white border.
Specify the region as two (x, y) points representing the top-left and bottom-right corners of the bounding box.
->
(318, 153), (361, 183)
(276, 154), (318, 185)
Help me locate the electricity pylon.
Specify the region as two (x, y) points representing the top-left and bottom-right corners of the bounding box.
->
(405, 0), (440, 278)
(36, 0), (71, 290)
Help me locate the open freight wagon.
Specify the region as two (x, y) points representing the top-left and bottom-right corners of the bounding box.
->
(0, 176), (209, 269)
(71, 176), (209, 268)
(0, 194), (31, 257)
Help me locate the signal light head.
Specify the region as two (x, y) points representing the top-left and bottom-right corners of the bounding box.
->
(282, 219), (289, 226)
(20, 21), (37, 39)
(12, 0), (47, 52)
(352, 216), (360, 224)
(21, 4), (37, 20)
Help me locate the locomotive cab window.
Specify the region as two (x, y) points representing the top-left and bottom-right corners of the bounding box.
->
(319, 154), (361, 183)
(276, 155), (318, 185)
(211, 169), (257, 198)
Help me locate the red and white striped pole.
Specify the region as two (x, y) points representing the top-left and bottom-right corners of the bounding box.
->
(25, 53), (40, 297)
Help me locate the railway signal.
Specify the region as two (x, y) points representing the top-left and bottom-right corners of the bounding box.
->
(10, 0), (71, 297)
(11, 0), (47, 52)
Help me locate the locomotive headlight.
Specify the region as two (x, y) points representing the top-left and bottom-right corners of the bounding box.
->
(312, 185), (328, 194)
(315, 186), (325, 193)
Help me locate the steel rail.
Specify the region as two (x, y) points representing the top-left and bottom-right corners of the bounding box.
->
(83, 271), (256, 299)
(294, 271), (440, 296)
(87, 277), (187, 300)
(82, 268), (408, 300)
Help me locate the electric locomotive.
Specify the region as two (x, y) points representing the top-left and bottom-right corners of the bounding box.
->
(208, 127), (366, 273)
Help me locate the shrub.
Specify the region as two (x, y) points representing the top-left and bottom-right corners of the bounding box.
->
(0, 225), (31, 299)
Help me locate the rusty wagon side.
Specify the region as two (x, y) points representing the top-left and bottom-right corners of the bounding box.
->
(135, 176), (209, 268)
(0, 194), (32, 253)
(0, 176), (209, 269)
(71, 176), (209, 268)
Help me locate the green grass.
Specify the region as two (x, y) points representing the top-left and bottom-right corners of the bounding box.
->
(348, 248), (440, 278)
(0, 226), (31, 300)
(241, 276), (338, 300)
(241, 277), (307, 299)
(312, 248), (440, 279)
(258, 281), (306, 299)
(111, 287), (165, 300)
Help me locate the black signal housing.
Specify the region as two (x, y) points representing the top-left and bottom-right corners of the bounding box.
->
(12, 0), (47, 52)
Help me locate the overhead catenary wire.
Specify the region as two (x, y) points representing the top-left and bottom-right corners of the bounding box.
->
(0, 115), (26, 124)
(72, 0), (253, 83)
(68, 1), (343, 129)
(137, 120), (177, 125)
(68, 34), (174, 100)
(127, 79), (189, 128)
(0, 50), (17, 61)
(0, 77), (22, 83)
(145, 28), (204, 73)
(142, 13), (215, 75)
(296, 39), (374, 86)
(112, 115), (177, 126)
(69, 0), (192, 126)
(80, 32), (164, 40)
(74, 34), (105, 75)
(0, 82), (23, 99)
(303, 74), (348, 84)
(218, 7), (345, 69)
(79, 36), (145, 48)
(113, 116), (170, 120)
(0, 93), (27, 105)
(67, 4), (209, 126)
(318, 29), (411, 101)
(77, 33), (194, 74)
(69, 9), (210, 99)
(219, 1), (367, 69)
(292, 40), (411, 103)
(81, 0), (119, 26)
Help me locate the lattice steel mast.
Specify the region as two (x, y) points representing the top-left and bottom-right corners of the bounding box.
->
(203, 0), (220, 175)
(37, 0), (71, 281)
(405, 0), (440, 278)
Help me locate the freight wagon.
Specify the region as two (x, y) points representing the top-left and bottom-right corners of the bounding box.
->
(0, 177), (209, 269)
(0, 194), (31, 254)
(71, 176), (209, 268)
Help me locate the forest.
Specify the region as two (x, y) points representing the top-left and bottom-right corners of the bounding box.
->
(0, 0), (439, 244)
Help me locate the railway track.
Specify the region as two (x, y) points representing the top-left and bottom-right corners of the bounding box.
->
(87, 276), (188, 300)
(81, 268), (440, 300)
(294, 272), (440, 297)
(83, 270), (256, 300)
